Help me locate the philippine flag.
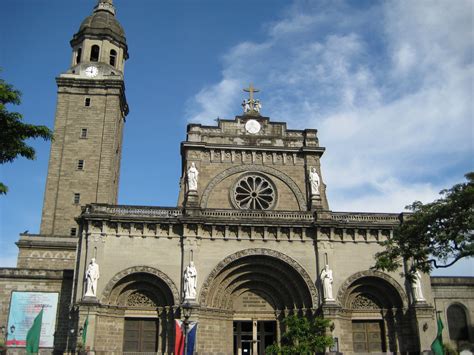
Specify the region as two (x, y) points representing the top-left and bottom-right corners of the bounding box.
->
(175, 320), (198, 355)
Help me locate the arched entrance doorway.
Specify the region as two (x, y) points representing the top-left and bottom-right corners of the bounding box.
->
(199, 249), (318, 355)
(337, 271), (410, 353)
(100, 266), (179, 354)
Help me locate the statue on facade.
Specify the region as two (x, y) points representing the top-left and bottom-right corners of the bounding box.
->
(309, 167), (320, 196)
(320, 264), (334, 301)
(242, 99), (251, 113)
(183, 261), (197, 300)
(84, 258), (100, 297)
(242, 84), (262, 115)
(254, 99), (262, 113)
(412, 271), (425, 302)
(187, 163), (199, 191)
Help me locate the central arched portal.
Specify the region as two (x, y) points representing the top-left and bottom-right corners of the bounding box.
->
(199, 249), (317, 355)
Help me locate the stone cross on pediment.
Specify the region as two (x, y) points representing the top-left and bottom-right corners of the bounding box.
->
(242, 84), (262, 115)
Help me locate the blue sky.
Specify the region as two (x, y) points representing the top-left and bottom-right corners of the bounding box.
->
(0, 0), (472, 275)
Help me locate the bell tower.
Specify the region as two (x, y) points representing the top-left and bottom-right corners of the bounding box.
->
(40, 0), (129, 236)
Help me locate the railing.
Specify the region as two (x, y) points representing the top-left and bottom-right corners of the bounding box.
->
(200, 209), (314, 221)
(85, 205), (182, 218)
(331, 212), (399, 224)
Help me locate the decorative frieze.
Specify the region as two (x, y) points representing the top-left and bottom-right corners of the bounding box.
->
(202, 147), (308, 166)
(316, 226), (393, 243)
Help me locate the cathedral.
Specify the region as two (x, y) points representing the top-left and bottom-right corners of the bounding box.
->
(1, 1), (473, 354)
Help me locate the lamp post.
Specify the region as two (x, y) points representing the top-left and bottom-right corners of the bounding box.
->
(182, 302), (193, 355)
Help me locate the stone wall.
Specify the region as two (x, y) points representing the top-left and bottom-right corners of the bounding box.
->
(196, 308), (233, 355)
(94, 311), (125, 354)
(16, 234), (77, 270)
(431, 276), (474, 352)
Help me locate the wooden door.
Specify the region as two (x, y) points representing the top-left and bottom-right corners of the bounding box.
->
(123, 318), (158, 353)
(352, 320), (385, 352)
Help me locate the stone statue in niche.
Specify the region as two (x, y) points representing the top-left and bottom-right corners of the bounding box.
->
(309, 167), (320, 196)
(412, 271), (425, 302)
(184, 261), (197, 300)
(187, 162), (199, 191)
(84, 258), (100, 297)
(320, 264), (334, 301)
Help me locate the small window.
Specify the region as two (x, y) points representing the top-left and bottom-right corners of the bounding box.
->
(90, 45), (100, 62)
(70, 228), (77, 236)
(76, 48), (82, 64)
(80, 128), (88, 139)
(84, 97), (91, 107)
(73, 193), (80, 204)
(77, 160), (84, 170)
(109, 49), (117, 67)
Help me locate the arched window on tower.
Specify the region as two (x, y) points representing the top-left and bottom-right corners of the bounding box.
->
(90, 45), (100, 62)
(109, 49), (117, 67)
(447, 304), (469, 341)
(76, 48), (82, 64)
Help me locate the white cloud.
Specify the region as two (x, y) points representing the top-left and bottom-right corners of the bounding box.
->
(186, 0), (473, 213)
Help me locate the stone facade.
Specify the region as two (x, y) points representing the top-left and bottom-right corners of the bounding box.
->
(0, 1), (472, 354)
(431, 277), (474, 352)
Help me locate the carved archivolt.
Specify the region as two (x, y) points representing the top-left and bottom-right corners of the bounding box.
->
(100, 265), (179, 305)
(199, 248), (318, 308)
(336, 270), (408, 309)
(200, 165), (306, 210)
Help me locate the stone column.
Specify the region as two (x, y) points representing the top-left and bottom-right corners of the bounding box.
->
(412, 303), (436, 352)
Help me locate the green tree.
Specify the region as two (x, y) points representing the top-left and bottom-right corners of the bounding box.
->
(375, 172), (474, 277)
(0, 76), (53, 194)
(266, 315), (333, 354)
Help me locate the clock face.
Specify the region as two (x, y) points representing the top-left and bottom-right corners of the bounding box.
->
(245, 119), (261, 134)
(85, 66), (98, 78)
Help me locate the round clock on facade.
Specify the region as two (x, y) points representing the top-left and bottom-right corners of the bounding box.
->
(245, 119), (261, 134)
(85, 66), (99, 78)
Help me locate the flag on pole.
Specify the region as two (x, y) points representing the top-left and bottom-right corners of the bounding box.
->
(431, 313), (444, 355)
(186, 322), (198, 355)
(26, 308), (43, 354)
(175, 320), (184, 355)
(82, 316), (89, 345)
(174, 320), (198, 355)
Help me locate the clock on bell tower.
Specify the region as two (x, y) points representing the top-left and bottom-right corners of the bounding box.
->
(40, 0), (129, 237)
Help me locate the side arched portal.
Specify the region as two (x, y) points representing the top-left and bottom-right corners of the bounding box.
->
(97, 266), (178, 354)
(337, 271), (414, 353)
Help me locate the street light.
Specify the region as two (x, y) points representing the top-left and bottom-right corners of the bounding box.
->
(181, 302), (193, 355)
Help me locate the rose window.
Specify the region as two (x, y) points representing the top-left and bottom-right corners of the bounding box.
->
(232, 174), (276, 210)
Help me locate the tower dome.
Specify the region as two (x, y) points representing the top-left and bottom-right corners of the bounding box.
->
(69, 0), (128, 73)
